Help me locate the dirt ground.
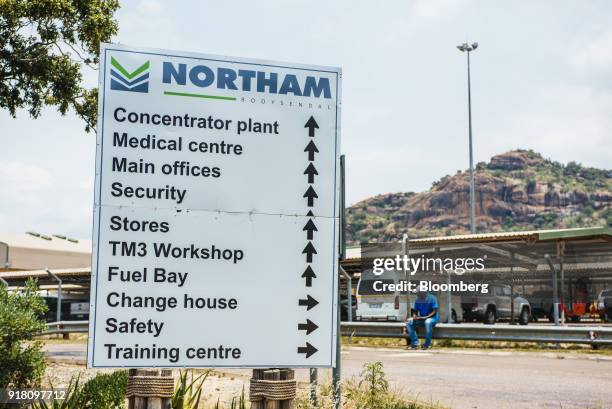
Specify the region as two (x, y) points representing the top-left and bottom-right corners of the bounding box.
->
(43, 362), (252, 407)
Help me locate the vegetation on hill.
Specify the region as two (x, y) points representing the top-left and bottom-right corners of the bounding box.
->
(347, 150), (612, 244)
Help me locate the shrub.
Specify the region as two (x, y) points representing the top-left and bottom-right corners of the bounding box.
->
(532, 212), (558, 229)
(295, 361), (448, 409)
(526, 178), (537, 193)
(564, 161), (581, 176)
(341, 361), (443, 409)
(81, 370), (128, 409)
(32, 371), (127, 409)
(359, 361), (389, 401)
(604, 208), (612, 227)
(0, 278), (48, 389)
(32, 375), (84, 409)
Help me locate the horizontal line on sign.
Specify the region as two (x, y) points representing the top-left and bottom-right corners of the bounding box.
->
(164, 91), (236, 101)
(95, 203), (337, 219)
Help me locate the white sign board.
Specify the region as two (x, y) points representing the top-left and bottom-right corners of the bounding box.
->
(87, 43), (341, 368)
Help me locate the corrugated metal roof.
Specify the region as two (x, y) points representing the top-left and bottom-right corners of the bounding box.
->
(0, 233), (92, 270)
(0, 267), (91, 281)
(0, 233), (91, 252)
(341, 228), (611, 268)
(409, 227), (611, 245)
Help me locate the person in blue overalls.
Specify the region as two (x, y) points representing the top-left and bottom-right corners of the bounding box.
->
(405, 290), (439, 349)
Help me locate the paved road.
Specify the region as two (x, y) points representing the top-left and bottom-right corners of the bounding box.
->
(44, 344), (612, 409)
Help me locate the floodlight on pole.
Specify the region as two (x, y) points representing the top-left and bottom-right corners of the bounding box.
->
(457, 41), (478, 234)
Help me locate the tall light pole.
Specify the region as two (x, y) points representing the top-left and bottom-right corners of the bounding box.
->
(457, 42), (478, 234)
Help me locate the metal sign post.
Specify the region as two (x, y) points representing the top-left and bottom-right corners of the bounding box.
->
(46, 268), (62, 322)
(332, 154), (346, 408)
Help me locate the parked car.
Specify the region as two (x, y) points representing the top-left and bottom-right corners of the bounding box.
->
(434, 291), (464, 323)
(461, 284), (531, 325)
(355, 269), (463, 323)
(356, 269), (406, 321)
(528, 289), (553, 319)
(41, 295), (90, 322)
(529, 289), (588, 322)
(597, 289), (612, 322)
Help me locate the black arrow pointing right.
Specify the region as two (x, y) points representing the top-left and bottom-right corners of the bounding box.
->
(302, 265), (317, 287)
(304, 140), (319, 161)
(303, 218), (318, 240)
(298, 295), (319, 310)
(304, 163), (318, 184)
(297, 342), (318, 358)
(298, 319), (319, 335)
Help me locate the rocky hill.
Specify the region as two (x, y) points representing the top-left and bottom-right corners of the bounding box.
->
(347, 150), (612, 244)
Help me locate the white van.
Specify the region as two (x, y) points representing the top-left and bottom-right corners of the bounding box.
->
(356, 269), (463, 323)
(356, 269), (407, 321)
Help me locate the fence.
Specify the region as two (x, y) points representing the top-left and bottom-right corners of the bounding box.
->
(45, 320), (612, 345)
(341, 321), (612, 345)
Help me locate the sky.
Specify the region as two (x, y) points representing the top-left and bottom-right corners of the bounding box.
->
(1, 0), (611, 239)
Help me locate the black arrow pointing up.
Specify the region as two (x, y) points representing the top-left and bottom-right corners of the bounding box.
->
(304, 186), (318, 207)
(302, 266), (317, 286)
(298, 295), (319, 310)
(303, 219), (318, 240)
(306, 210), (314, 217)
(303, 242), (317, 263)
(298, 319), (319, 335)
(304, 140), (319, 161)
(297, 342), (318, 358)
(304, 116), (319, 137)
(304, 163), (318, 184)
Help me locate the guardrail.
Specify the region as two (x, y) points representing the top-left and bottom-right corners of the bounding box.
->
(43, 321), (88, 335)
(340, 321), (612, 346)
(43, 321), (612, 345)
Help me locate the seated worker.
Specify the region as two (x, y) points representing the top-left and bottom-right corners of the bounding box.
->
(405, 290), (439, 349)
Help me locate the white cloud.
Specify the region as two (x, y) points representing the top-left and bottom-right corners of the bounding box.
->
(411, 0), (467, 21)
(569, 30), (612, 70)
(0, 162), (51, 192)
(483, 84), (612, 168)
(138, 0), (164, 15)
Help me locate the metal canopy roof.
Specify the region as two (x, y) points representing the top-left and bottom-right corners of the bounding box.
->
(409, 227), (611, 246)
(0, 267), (92, 287)
(342, 227), (612, 282)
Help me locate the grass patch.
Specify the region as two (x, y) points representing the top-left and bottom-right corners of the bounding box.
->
(342, 336), (612, 355)
(295, 362), (447, 409)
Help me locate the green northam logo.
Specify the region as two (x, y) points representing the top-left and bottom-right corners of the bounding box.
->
(110, 57), (150, 93)
(110, 56), (332, 99)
